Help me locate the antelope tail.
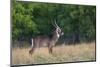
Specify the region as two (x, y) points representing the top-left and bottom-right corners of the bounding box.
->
(31, 38), (34, 47)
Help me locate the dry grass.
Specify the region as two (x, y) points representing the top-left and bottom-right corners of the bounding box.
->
(12, 42), (96, 65)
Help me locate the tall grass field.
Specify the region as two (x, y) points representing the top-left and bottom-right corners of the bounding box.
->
(12, 42), (96, 65)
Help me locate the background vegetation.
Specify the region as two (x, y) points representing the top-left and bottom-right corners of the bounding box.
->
(12, 0), (96, 47)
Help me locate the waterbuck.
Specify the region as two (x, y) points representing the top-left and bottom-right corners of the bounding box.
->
(29, 21), (64, 55)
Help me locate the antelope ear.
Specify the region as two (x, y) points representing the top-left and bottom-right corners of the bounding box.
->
(61, 32), (64, 35)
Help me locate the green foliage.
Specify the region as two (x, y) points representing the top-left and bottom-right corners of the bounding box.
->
(12, 0), (96, 43)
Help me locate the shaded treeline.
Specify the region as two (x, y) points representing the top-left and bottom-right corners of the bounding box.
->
(12, 0), (96, 47)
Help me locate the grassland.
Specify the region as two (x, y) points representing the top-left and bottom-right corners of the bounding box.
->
(12, 42), (96, 65)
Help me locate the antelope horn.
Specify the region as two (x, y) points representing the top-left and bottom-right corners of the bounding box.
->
(54, 20), (59, 28)
(52, 20), (56, 28)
